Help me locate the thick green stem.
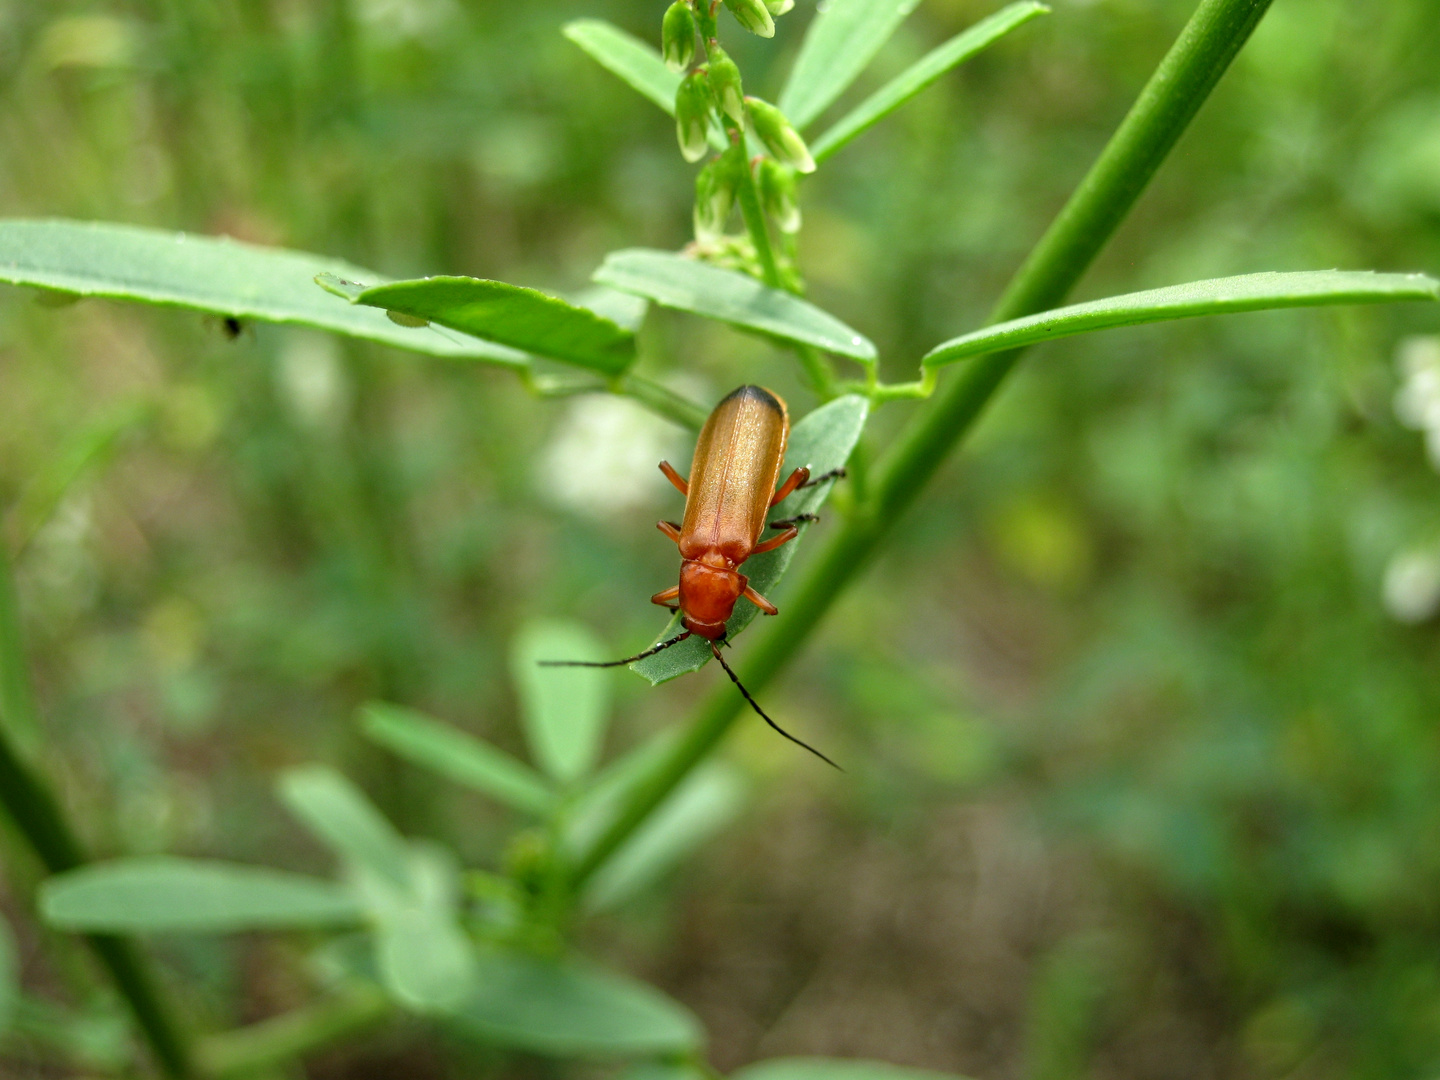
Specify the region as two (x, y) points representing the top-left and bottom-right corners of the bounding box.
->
(197, 988), (390, 1079)
(569, 0), (1276, 890)
(0, 548), (195, 1078)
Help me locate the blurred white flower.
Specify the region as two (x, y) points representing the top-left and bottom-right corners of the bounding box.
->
(537, 395), (686, 521)
(355, 0), (457, 43)
(1382, 548), (1440, 624)
(1394, 335), (1440, 446)
(277, 332), (349, 432)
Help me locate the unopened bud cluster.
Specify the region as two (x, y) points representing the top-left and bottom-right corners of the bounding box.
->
(660, 0), (815, 254)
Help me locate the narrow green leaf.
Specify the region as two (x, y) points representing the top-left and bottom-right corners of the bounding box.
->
(509, 620), (611, 784)
(351, 277), (636, 376)
(0, 219), (527, 367)
(923, 270), (1440, 368)
(277, 767), (411, 889)
(812, 2), (1050, 163)
(0, 913), (16, 1039)
(563, 20), (681, 115)
(779, 0), (921, 130)
(734, 1060), (972, 1080)
(360, 702), (556, 816)
(6, 401), (150, 557)
(594, 249), (877, 363)
(38, 858), (361, 934)
(632, 394), (869, 684)
(450, 948), (703, 1056)
(585, 763), (745, 911)
(358, 844), (477, 1015)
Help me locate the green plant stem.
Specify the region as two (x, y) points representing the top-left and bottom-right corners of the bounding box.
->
(0, 547), (195, 1078)
(568, 0), (1276, 891)
(617, 372), (709, 430)
(730, 142), (783, 290)
(197, 988), (391, 1079)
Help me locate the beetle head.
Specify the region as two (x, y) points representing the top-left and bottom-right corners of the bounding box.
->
(678, 559), (746, 639)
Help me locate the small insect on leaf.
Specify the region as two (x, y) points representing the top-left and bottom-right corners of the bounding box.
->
(386, 310), (430, 328)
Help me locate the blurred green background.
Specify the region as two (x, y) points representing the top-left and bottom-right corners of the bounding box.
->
(3, 0), (1440, 1075)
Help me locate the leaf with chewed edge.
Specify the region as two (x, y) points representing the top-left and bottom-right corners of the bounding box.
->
(631, 394), (869, 684)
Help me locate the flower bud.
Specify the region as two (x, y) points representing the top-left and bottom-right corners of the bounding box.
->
(694, 158), (736, 240)
(675, 70), (713, 163)
(766, 0), (794, 14)
(707, 46), (745, 125)
(661, 2), (697, 72)
(722, 0), (774, 38)
(745, 97), (815, 173)
(757, 158), (801, 233)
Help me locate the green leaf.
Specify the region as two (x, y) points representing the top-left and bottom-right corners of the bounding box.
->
(360, 702), (556, 816)
(450, 947), (703, 1056)
(509, 620), (611, 784)
(585, 763), (745, 911)
(812, 2), (1050, 163)
(349, 277), (637, 376)
(734, 1060), (972, 1080)
(0, 219), (527, 367)
(6, 401), (150, 558)
(0, 913), (15, 1039)
(571, 285), (650, 334)
(779, 0), (921, 130)
(277, 767), (412, 889)
(358, 844), (476, 1015)
(923, 270), (1440, 368)
(633, 395), (869, 684)
(37, 857), (361, 934)
(563, 20), (681, 116)
(594, 250), (877, 363)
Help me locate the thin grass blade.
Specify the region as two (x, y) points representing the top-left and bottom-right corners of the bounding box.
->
(812, 2), (1050, 163)
(779, 0), (922, 130)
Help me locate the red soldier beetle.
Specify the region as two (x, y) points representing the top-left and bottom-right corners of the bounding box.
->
(543, 385), (844, 768)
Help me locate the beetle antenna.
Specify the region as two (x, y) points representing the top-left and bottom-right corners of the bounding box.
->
(539, 632), (692, 668)
(708, 642), (842, 771)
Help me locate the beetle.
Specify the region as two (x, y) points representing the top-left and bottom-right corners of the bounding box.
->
(544, 385), (843, 768)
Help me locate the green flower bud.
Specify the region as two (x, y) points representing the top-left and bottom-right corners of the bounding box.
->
(694, 158), (736, 240)
(675, 70), (713, 163)
(662, 2), (697, 72)
(766, 0), (795, 14)
(745, 97), (815, 173)
(722, 0), (774, 38)
(757, 158), (801, 234)
(707, 46), (745, 125)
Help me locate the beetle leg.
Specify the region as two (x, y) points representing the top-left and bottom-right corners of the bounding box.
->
(799, 467), (846, 489)
(769, 466), (810, 507)
(769, 514), (819, 529)
(657, 520), (682, 545)
(659, 460), (689, 496)
(750, 525), (798, 555)
(742, 584), (779, 616)
(651, 585), (681, 607)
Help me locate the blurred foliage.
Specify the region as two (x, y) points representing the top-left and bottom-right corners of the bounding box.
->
(1, 0), (1440, 1076)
